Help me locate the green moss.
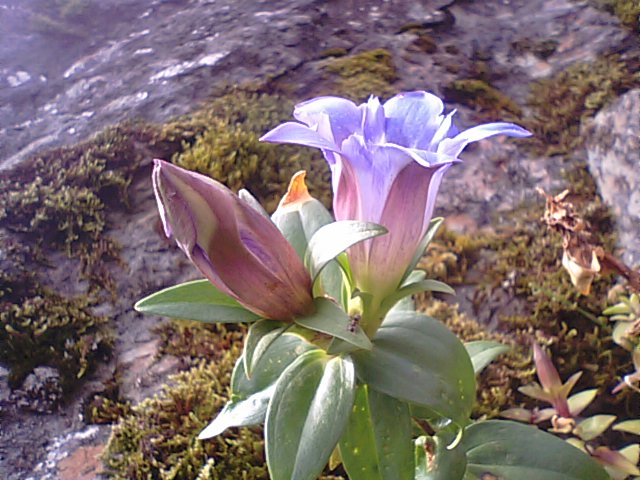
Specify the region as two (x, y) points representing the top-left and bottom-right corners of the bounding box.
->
(85, 395), (132, 425)
(157, 321), (246, 366)
(418, 226), (493, 284)
(592, 0), (640, 30)
(171, 90), (331, 212)
(0, 271), (112, 391)
(0, 122), (163, 294)
(318, 48), (349, 59)
(323, 48), (398, 102)
(443, 79), (522, 120)
(103, 329), (345, 479)
(525, 55), (639, 155)
(103, 352), (269, 479)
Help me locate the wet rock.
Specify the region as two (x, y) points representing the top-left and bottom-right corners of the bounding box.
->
(0, 365), (9, 408)
(0, 0), (323, 170)
(12, 367), (63, 414)
(28, 425), (110, 480)
(584, 89), (640, 267)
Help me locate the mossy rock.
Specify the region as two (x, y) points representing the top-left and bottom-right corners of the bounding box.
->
(525, 54), (639, 155)
(0, 122), (166, 294)
(443, 79), (522, 120)
(323, 48), (398, 102)
(103, 354), (269, 479)
(0, 271), (112, 391)
(171, 90), (331, 212)
(592, 0), (640, 30)
(415, 159), (640, 420)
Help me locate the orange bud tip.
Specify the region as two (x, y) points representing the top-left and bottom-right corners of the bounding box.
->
(279, 171), (312, 208)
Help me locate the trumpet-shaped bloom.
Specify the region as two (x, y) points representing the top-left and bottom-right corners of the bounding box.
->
(152, 159), (314, 320)
(261, 92), (531, 297)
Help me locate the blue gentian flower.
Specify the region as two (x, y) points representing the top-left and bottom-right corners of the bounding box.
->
(261, 92), (531, 299)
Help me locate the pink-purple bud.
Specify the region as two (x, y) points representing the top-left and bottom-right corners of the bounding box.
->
(152, 159), (314, 320)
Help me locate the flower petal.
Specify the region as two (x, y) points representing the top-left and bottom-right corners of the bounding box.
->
(383, 142), (459, 168)
(336, 136), (414, 223)
(361, 96), (386, 144)
(363, 161), (448, 295)
(437, 122), (532, 157)
(259, 122), (339, 151)
(383, 91), (448, 149)
(429, 109), (458, 149)
(293, 96), (362, 145)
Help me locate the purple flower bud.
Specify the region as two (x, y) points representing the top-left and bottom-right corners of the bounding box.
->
(261, 91), (531, 298)
(152, 159), (314, 320)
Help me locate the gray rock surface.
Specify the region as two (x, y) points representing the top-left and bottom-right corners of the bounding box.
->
(1, 0), (639, 478)
(585, 89), (640, 268)
(0, 0), (458, 170)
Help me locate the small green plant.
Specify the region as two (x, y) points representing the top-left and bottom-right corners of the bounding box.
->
(502, 342), (640, 479)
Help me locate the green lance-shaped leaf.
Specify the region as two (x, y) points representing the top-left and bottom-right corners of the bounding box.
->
(200, 334), (317, 439)
(380, 279), (455, 315)
(464, 341), (511, 375)
(353, 310), (475, 426)
(296, 297), (372, 351)
(199, 384), (275, 439)
(339, 384), (414, 480)
(460, 420), (610, 479)
(266, 351), (356, 480)
(613, 419), (640, 436)
(567, 389), (598, 416)
(305, 220), (387, 281)
(134, 279), (261, 323)
(243, 319), (288, 378)
(415, 435), (467, 480)
(573, 415), (617, 442)
(400, 217), (444, 285)
(232, 333), (316, 399)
